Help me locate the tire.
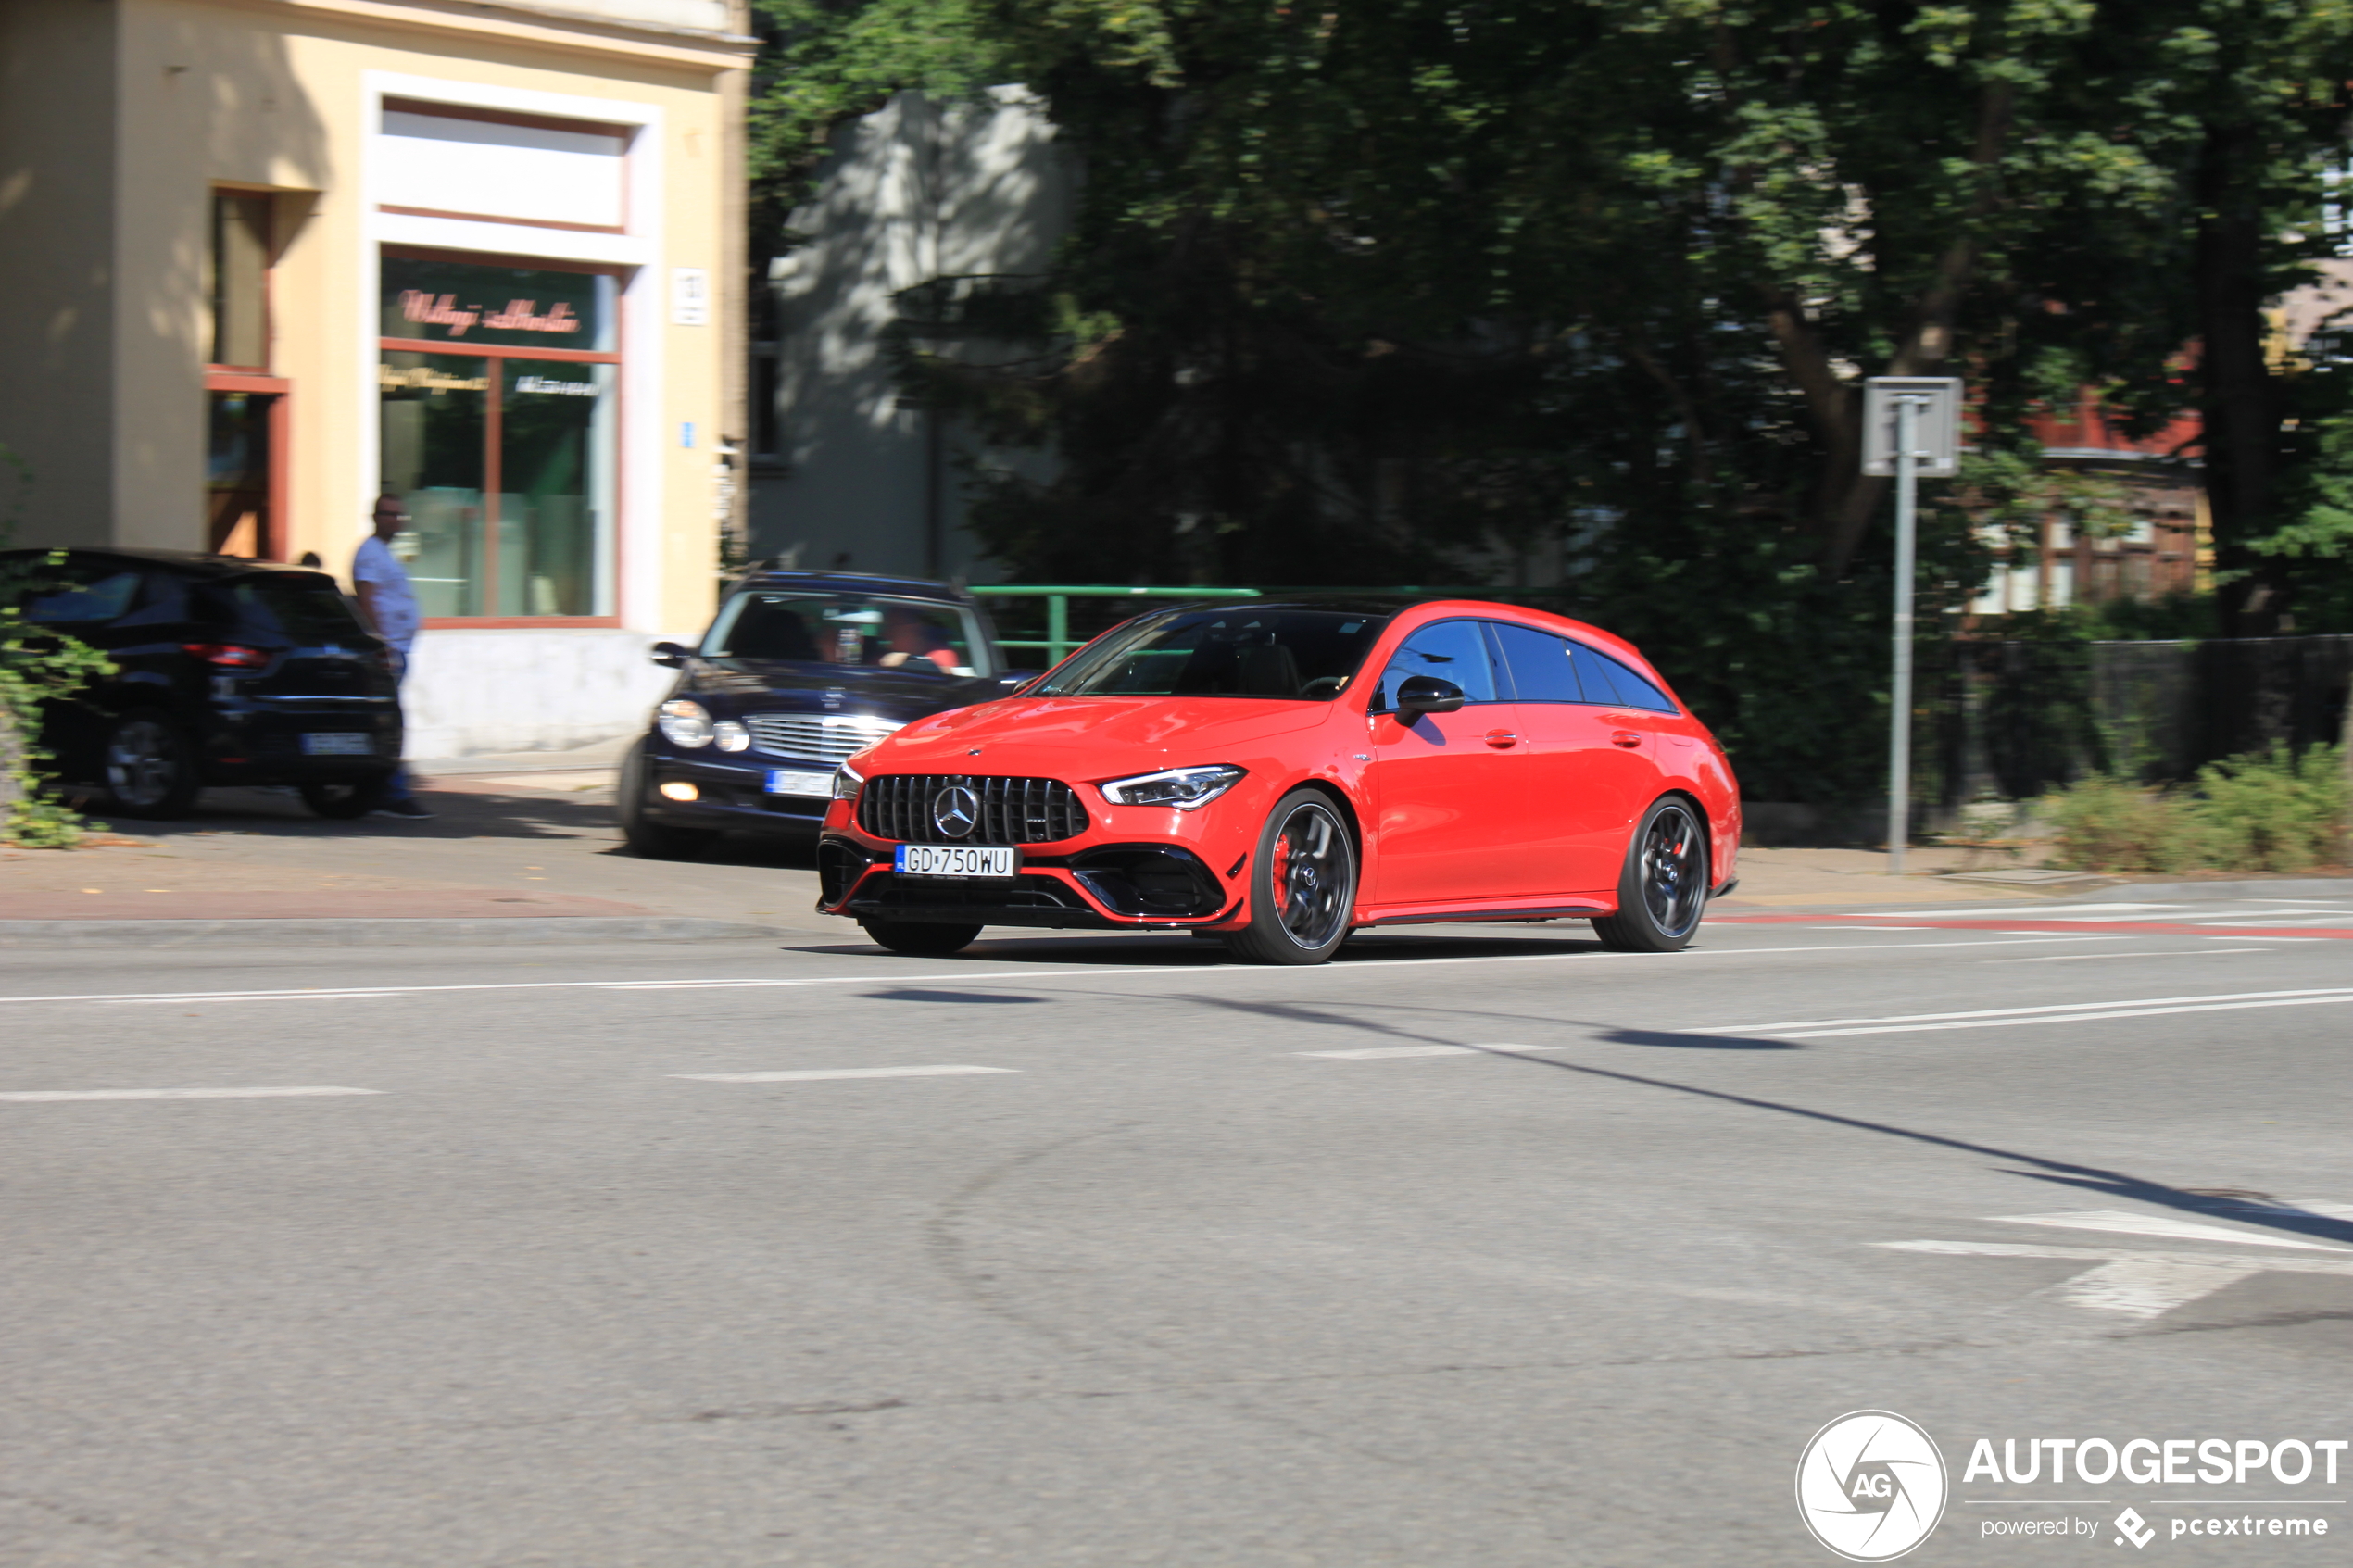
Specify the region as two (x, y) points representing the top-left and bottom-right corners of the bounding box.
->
(1592, 797), (1709, 953)
(100, 709), (201, 820)
(617, 737), (719, 859)
(860, 920), (982, 958)
(299, 777), (391, 819)
(1225, 788), (1357, 965)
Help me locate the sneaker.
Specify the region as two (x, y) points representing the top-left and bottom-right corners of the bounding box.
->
(370, 799), (434, 820)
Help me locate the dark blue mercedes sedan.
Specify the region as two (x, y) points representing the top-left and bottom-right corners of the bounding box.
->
(617, 570), (1026, 858)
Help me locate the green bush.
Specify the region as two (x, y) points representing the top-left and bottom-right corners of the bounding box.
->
(2045, 746), (2347, 874)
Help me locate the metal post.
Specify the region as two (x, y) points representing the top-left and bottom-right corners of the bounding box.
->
(1047, 594), (1069, 664)
(1889, 395), (1919, 876)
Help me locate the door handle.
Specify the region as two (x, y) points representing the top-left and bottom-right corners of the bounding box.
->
(1484, 729), (1519, 749)
(1611, 731), (1643, 748)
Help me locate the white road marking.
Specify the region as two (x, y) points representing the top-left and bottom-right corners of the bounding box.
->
(1878, 1239), (2353, 1274)
(0, 935), (2133, 1011)
(1989, 1210), (2348, 1252)
(1716, 985), (2353, 1038)
(1982, 948), (2262, 963)
(101, 992), (404, 1005)
(670, 1066), (1018, 1083)
(1298, 1042), (1566, 1059)
(0, 1086), (383, 1102)
(2048, 1259), (2262, 1318)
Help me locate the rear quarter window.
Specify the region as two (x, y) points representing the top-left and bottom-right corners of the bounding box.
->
(24, 570), (141, 625)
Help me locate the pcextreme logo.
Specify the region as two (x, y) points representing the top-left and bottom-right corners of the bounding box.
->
(1796, 1411), (1951, 1562)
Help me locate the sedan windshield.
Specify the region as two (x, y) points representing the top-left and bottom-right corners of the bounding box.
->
(701, 592), (991, 677)
(1038, 607), (1390, 700)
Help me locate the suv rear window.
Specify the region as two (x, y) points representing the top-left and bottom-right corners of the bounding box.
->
(204, 575), (369, 645)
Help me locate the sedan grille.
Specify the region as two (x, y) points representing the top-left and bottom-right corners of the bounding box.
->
(746, 713), (902, 765)
(858, 775), (1088, 845)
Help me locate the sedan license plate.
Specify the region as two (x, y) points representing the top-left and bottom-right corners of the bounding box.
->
(300, 733), (372, 757)
(764, 769), (834, 797)
(896, 844), (1015, 880)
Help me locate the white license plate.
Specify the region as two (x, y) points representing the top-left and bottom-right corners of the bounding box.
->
(896, 844), (1015, 880)
(765, 769), (833, 797)
(301, 733), (372, 757)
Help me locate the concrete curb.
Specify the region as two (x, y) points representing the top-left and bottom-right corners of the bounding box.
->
(0, 916), (790, 948)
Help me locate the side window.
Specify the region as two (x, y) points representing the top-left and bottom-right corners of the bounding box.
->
(25, 570), (141, 626)
(1488, 621), (1582, 702)
(1573, 643), (1679, 713)
(1375, 619), (1499, 708)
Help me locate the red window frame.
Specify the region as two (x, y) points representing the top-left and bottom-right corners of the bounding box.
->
(380, 245), (626, 629)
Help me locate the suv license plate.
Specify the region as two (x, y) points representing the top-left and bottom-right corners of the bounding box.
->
(765, 769), (833, 797)
(896, 845), (1015, 880)
(301, 733), (372, 757)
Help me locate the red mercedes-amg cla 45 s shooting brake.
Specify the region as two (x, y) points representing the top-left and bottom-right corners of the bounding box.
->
(814, 598), (1741, 964)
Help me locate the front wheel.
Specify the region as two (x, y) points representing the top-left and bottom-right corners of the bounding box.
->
(860, 920), (982, 958)
(1592, 797), (1708, 953)
(1226, 789), (1357, 965)
(617, 738), (719, 859)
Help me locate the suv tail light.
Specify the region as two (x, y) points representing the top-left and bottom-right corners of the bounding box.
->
(182, 642), (271, 670)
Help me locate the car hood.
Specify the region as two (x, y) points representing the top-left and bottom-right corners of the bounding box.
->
(680, 658), (1004, 721)
(862, 696), (1333, 774)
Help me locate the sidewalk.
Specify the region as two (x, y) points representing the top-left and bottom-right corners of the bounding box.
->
(5, 750), (2340, 938)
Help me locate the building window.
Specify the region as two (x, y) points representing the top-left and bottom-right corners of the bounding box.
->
(378, 251), (620, 620)
(208, 191), (272, 370)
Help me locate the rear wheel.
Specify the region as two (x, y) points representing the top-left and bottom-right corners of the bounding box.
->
(299, 777), (391, 819)
(1592, 797), (1708, 953)
(860, 920), (982, 958)
(100, 710), (200, 820)
(617, 738), (719, 859)
(1226, 789), (1356, 965)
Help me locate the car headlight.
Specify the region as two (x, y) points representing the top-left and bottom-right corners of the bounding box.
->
(833, 758), (865, 800)
(1098, 764), (1247, 810)
(658, 698), (714, 748)
(712, 719), (750, 753)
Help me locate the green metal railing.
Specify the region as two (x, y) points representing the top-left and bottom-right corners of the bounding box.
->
(975, 585), (1262, 665)
(975, 583), (1576, 666)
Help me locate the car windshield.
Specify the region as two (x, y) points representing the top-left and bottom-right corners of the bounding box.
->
(201, 575), (370, 644)
(701, 591), (991, 678)
(1038, 607), (1390, 700)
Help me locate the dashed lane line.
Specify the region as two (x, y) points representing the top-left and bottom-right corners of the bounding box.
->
(670, 1066), (1019, 1083)
(0, 935), (2136, 1011)
(1713, 985), (2353, 1039)
(0, 1086), (384, 1102)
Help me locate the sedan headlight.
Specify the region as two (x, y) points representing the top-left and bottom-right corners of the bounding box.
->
(1098, 764), (1247, 810)
(712, 719), (750, 753)
(832, 759), (865, 800)
(657, 698), (714, 748)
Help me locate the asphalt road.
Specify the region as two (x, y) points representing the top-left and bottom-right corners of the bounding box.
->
(5, 897), (2351, 1566)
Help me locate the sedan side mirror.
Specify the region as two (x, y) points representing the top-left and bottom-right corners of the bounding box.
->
(1392, 675), (1466, 718)
(650, 640), (692, 669)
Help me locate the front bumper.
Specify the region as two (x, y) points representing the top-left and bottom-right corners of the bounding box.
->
(638, 752), (831, 832)
(818, 803), (1252, 931)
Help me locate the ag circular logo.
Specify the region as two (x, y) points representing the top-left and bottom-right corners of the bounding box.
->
(931, 784), (979, 839)
(1795, 1410), (1947, 1562)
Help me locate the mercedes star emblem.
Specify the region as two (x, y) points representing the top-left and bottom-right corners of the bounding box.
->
(931, 785), (980, 839)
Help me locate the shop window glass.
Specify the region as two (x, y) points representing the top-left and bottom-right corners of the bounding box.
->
(379, 352), (488, 619)
(498, 361), (614, 617)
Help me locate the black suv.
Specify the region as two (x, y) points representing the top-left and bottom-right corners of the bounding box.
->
(619, 570), (1029, 857)
(2, 547), (401, 819)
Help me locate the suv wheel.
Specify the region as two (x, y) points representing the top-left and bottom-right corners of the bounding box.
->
(101, 710), (200, 820)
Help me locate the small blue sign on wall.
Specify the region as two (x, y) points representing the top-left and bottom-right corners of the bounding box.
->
(680, 422), (696, 449)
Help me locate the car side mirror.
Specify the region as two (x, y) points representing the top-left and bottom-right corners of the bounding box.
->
(650, 640), (692, 669)
(998, 670), (1041, 689)
(1392, 675), (1466, 718)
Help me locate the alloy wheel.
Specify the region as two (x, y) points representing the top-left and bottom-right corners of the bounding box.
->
(1638, 802), (1705, 938)
(1268, 801), (1351, 950)
(106, 719), (180, 809)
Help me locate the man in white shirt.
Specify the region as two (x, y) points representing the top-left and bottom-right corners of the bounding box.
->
(352, 495), (432, 819)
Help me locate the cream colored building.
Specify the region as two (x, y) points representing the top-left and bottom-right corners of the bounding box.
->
(0, 0), (752, 756)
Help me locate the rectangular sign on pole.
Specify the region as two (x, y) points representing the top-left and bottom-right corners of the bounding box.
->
(1864, 375), (1961, 878)
(1862, 377), (1962, 476)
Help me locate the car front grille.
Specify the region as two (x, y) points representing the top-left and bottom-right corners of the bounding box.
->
(746, 713), (902, 764)
(857, 775), (1088, 845)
